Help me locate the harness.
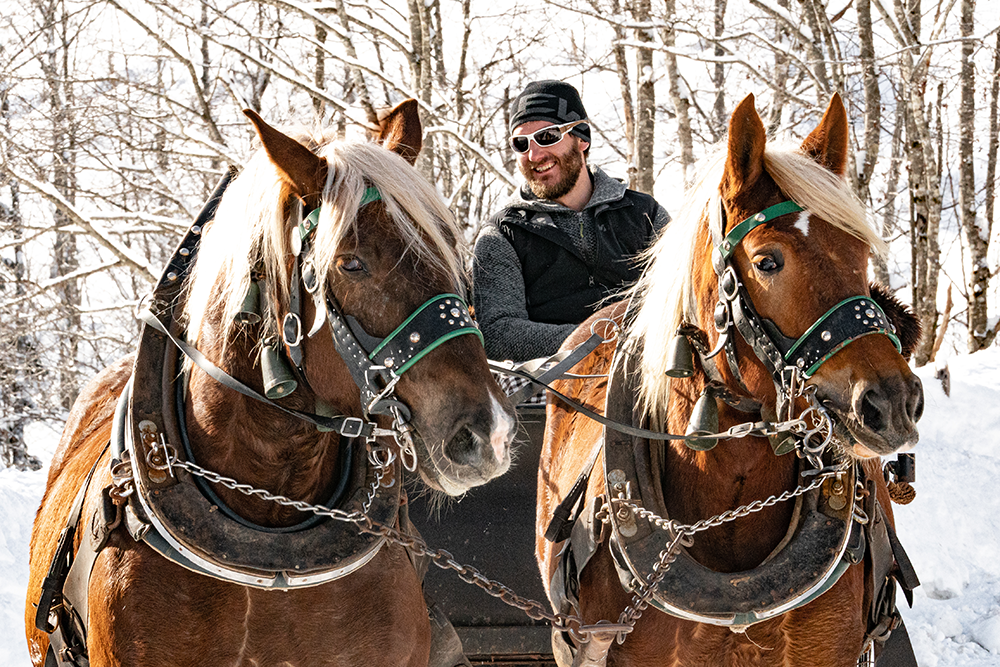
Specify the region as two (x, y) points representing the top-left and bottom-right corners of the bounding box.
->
(544, 196), (919, 665)
(35, 169), (483, 665)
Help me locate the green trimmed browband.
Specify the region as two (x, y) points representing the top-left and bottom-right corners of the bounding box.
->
(717, 200), (805, 261)
(298, 186), (383, 244)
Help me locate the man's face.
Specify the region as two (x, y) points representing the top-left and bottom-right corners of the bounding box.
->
(512, 120), (588, 201)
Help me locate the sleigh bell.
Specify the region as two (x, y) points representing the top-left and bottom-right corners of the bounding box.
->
(235, 280), (262, 324)
(685, 388), (720, 451)
(664, 333), (695, 378)
(261, 341), (298, 399)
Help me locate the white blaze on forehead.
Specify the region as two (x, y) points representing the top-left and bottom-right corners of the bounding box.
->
(793, 211), (810, 237)
(490, 394), (515, 463)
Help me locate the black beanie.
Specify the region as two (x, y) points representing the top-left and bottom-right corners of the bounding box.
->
(509, 80), (591, 144)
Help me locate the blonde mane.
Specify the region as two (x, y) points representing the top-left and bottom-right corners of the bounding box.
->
(182, 131), (466, 347)
(626, 143), (885, 419)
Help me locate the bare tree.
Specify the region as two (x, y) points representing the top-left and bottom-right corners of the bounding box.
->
(958, 0), (991, 351)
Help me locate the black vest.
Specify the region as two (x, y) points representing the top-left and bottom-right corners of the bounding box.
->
(488, 190), (660, 325)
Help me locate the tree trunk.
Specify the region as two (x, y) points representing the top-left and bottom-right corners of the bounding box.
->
(958, 0), (988, 351)
(660, 0), (694, 188)
(765, 0), (791, 134)
(895, 0), (943, 367)
(633, 0), (655, 195)
(873, 107), (905, 287)
(0, 87), (42, 471)
(856, 0), (881, 202)
(711, 0), (727, 141)
(609, 0), (636, 187)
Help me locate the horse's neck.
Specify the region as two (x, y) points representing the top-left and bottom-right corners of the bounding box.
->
(661, 388), (798, 572)
(183, 335), (345, 527)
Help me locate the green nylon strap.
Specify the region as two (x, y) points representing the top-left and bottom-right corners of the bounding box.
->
(717, 200), (805, 261)
(298, 186), (382, 243)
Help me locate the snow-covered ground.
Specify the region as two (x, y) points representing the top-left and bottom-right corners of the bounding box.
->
(1, 352), (999, 665)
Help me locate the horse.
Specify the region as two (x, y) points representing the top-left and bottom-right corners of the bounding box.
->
(25, 99), (517, 667)
(536, 93), (924, 667)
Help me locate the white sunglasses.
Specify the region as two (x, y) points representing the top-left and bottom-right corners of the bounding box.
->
(509, 120), (588, 154)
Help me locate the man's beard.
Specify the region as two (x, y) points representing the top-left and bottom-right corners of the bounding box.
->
(520, 147), (584, 201)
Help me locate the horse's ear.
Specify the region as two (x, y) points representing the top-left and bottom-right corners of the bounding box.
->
(243, 109), (327, 205)
(869, 282), (922, 361)
(800, 93), (849, 176)
(723, 94), (767, 197)
(374, 99), (422, 165)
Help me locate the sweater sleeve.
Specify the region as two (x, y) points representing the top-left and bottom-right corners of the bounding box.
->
(651, 200), (671, 233)
(472, 225), (579, 362)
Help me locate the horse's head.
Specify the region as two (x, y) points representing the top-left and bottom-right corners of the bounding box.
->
(188, 101), (516, 496)
(702, 93), (923, 457)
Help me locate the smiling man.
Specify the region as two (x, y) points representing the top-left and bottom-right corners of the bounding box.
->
(473, 80), (671, 362)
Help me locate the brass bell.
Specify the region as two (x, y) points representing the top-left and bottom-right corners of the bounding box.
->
(261, 343), (297, 399)
(235, 280), (261, 324)
(685, 389), (719, 451)
(664, 333), (695, 378)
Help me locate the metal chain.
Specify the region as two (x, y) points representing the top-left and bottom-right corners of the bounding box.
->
(611, 463), (847, 639)
(147, 442), (601, 639)
(136, 369), (842, 648)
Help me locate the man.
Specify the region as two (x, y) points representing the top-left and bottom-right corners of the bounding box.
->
(473, 80), (670, 362)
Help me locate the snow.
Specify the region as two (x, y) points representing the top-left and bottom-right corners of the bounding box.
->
(2, 352), (1000, 665)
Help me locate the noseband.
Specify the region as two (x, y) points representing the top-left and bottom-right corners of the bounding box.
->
(704, 197), (900, 416)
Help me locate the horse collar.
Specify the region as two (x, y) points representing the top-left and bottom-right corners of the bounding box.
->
(601, 353), (860, 629)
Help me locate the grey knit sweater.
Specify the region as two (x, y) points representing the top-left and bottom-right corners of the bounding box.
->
(473, 167), (670, 361)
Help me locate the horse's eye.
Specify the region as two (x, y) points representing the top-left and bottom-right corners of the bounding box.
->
(337, 256), (366, 273)
(754, 256), (781, 274)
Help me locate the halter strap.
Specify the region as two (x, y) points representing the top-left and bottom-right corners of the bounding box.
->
(367, 294), (482, 375)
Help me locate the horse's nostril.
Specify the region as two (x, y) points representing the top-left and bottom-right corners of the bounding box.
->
(858, 387), (888, 433)
(445, 426), (480, 467)
(908, 375), (924, 423)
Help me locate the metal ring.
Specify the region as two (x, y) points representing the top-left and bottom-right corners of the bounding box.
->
(590, 317), (621, 343)
(368, 445), (396, 468)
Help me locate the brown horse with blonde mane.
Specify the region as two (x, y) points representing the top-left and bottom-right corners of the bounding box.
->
(537, 94), (923, 666)
(26, 100), (516, 667)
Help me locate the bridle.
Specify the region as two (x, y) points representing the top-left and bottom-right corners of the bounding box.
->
(702, 195), (900, 427)
(144, 176), (482, 467)
(276, 187), (480, 467)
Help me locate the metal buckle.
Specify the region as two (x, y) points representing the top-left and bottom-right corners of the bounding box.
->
(340, 417), (366, 438)
(720, 266), (740, 300)
(282, 312), (303, 347)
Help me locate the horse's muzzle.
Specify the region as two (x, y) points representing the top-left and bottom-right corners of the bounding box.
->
(416, 394), (516, 495)
(826, 371), (924, 458)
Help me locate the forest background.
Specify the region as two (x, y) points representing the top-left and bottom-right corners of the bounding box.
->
(0, 0), (998, 467)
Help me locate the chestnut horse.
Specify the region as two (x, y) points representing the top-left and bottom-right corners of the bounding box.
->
(537, 94), (923, 667)
(26, 100), (516, 667)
